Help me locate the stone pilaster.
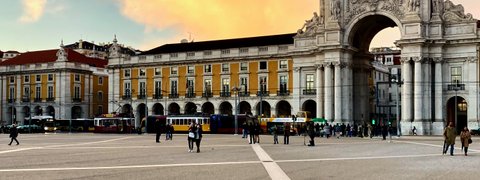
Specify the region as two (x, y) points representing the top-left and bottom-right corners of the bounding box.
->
(413, 57), (423, 122)
(315, 64), (324, 118)
(334, 62), (342, 123)
(324, 62), (333, 122)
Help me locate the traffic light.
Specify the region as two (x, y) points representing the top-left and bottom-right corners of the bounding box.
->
(372, 119), (376, 125)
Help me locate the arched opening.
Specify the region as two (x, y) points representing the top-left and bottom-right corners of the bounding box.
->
(219, 101), (233, 115)
(46, 106), (55, 117)
(239, 101), (252, 114)
(446, 96), (467, 133)
(302, 100), (317, 118)
(256, 101), (271, 117)
(168, 103), (180, 115)
(152, 103), (164, 115)
(276, 100), (292, 117)
(9, 106), (17, 124)
(184, 102), (198, 115)
(137, 103), (147, 121)
(122, 104), (133, 117)
(202, 102), (214, 115)
(71, 106), (82, 119)
(34, 106), (42, 116)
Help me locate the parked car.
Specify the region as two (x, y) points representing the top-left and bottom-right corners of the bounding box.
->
(471, 128), (480, 136)
(17, 124), (43, 133)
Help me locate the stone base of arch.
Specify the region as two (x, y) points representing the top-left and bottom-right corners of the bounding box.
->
(400, 121), (446, 136)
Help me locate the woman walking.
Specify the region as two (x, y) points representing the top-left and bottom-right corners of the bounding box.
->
(187, 122), (197, 152)
(460, 127), (472, 156)
(195, 123), (203, 153)
(8, 124), (19, 146)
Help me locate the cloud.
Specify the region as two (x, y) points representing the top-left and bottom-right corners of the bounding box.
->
(18, 0), (47, 23)
(117, 0), (316, 49)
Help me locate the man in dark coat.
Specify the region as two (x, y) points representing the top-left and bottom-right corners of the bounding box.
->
(284, 122), (291, 144)
(307, 121), (315, 146)
(155, 119), (163, 143)
(8, 124), (19, 146)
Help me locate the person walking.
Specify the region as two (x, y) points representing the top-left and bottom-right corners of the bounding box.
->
(241, 122), (248, 138)
(307, 121), (315, 146)
(412, 126), (417, 135)
(8, 124), (19, 146)
(324, 123), (331, 138)
(155, 119), (163, 143)
(443, 122), (456, 156)
(272, 125), (279, 144)
(460, 127), (471, 156)
(284, 122), (291, 144)
(248, 122), (255, 144)
(195, 123), (203, 153)
(187, 122), (197, 152)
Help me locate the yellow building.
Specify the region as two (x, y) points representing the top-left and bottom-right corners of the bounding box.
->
(0, 42), (109, 125)
(107, 34), (306, 126)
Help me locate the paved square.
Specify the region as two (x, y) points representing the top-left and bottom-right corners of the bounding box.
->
(1, 133), (479, 180)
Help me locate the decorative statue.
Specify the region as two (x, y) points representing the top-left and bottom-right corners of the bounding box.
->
(330, 0), (341, 20)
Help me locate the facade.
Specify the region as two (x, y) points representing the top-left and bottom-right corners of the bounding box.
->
(65, 38), (139, 60)
(0, 43), (109, 125)
(107, 34), (296, 127)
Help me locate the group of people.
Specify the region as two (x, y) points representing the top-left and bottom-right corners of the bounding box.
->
(443, 122), (472, 156)
(187, 122), (203, 153)
(241, 122), (262, 144)
(154, 120), (174, 143)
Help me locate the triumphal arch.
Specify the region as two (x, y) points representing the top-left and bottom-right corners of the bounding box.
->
(292, 0), (480, 135)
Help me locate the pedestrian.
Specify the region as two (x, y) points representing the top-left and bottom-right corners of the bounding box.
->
(155, 119), (163, 143)
(169, 124), (174, 140)
(382, 124), (388, 140)
(284, 122), (291, 144)
(248, 122), (255, 144)
(165, 124), (171, 140)
(460, 127), (471, 156)
(368, 124), (373, 138)
(241, 122), (248, 138)
(272, 125), (279, 144)
(443, 122), (456, 156)
(324, 123), (331, 138)
(254, 122), (261, 143)
(307, 121), (315, 146)
(195, 123), (203, 153)
(8, 124), (19, 146)
(412, 126), (417, 135)
(187, 122), (197, 152)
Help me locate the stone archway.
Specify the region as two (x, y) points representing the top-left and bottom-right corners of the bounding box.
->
(239, 101), (252, 114)
(137, 103), (147, 121)
(256, 101), (271, 117)
(122, 104), (133, 117)
(184, 102), (197, 115)
(219, 101), (233, 115)
(276, 100), (292, 117)
(302, 100), (317, 118)
(202, 102), (214, 115)
(152, 103), (164, 115)
(294, 0), (480, 135)
(46, 106), (55, 117)
(71, 106), (82, 119)
(168, 103), (180, 115)
(446, 96), (467, 133)
(34, 106), (42, 116)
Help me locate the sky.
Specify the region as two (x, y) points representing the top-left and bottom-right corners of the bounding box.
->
(0, 0), (479, 52)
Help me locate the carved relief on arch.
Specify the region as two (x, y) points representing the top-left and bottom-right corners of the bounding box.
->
(344, 0), (405, 25)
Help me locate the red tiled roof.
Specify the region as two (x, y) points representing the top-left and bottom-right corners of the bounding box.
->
(0, 49), (107, 68)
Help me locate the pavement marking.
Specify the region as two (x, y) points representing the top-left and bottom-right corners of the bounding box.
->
(395, 140), (480, 152)
(0, 137), (131, 155)
(41, 144), (251, 150)
(251, 143), (291, 180)
(0, 161), (261, 172)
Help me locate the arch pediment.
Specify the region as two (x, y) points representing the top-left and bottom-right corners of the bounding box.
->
(344, 0), (405, 26)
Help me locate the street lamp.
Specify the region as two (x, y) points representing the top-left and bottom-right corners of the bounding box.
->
(23, 90), (33, 133)
(391, 78), (402, 137)
(232, 86), (240, 135)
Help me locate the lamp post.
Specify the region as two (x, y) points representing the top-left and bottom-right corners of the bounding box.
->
(453, 81), (460, 128)
(24, 90), (32, 133)
(232, 86), (240, 135)
(392, 78), (401, 137)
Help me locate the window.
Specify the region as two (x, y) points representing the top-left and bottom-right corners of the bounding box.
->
(221, 49), (230, 55)
(187, 52), (195, 57)
(204, 65), (212, 73)
(139, 82), (146, 97)
(97, 106), (103, 116)
(124, 82), (131, 96)
(155, 81), (162, 97)
(74, 86), (81, 99)
(187, 79), (194, 94)
(279, 76), (287, 92)
(97, 91), (103, 102)
(170, 53), (178, 58)
(124, 69), (131, 78)
(74, 74), (80, 82)
(171, 80), (178, 94)
(306, 74), (314, 90)
(280, 60), (288, 69)
(171, 67), (178, 75)
(259, 61), (267, 70)
(222, 78), (230, 93)
(10, 76), (15, 83)
(279, 46), (288, 51)
(240, 77), (248, 92)
(36, 75), (41, 82)
(222, 63), (229, 72)
(259, 77), (267, 92)
(34, 86), (40, 99)
(259, 47), (268, 52)
(155, 68), (161, 76)
(139, 56), (146, 60)
(240, 62), (248, 71)
(204, 51), (212, 56)
(188, 66), (195, 74)
(98, 77), (103, 85)
(451, 67), (462, 83)
(48, 74), (54, 82)
(24, 87), (31, 98)
(154, 55), (162, 59)
(48, 86), (54, 98)
(139, 69), (146, 77)
(204, 79), (212, 93)
(9, 87), (15, 99)
(24, 75), (30, 83)
(240, 48), (249, 54)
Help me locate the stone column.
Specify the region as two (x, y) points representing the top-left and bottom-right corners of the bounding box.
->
(414, 57), (423, 121)
(292, 67), (301, 116)
(401, 58), (413, 123)
(324, 63), (333, 122)
(434, 58), (444, 122)
(344, 64), (353, 124)
(315, 65), (324, 118)
(334, 62), (342, 123)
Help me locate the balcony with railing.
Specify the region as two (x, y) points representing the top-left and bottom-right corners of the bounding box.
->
(8, 98), (16, 103)
(34, 98), (43, 102)
(447, 83), (465, 91)
(238, 91), (250, 97)
(185, 92), (196, 98)
(220, 91), (231, 97)
(72, 97), (82, 103)
(202, 92), (213, 98)
(169, 93), (179, 98)
(277, 90), (290, 96)
(303, 89), (317, 95)
(137, 94), (146, 100)
(46, 97), (55, 102)
(122, 95), (132, 100)
(153, 94), (163, 99)
(22, 98), (30, 103)
(256, 91), (270, 97)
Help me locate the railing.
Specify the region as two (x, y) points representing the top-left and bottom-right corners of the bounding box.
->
(202, 92), (213, 98)
(8, 99), (15, 103)
(34, 98), (43, 102)
(137, 94), (146, 99)
(169, 93), (179, 98)
(22, 98), (30, 103)
(46, 97), (55, 102)
(303, 89), (317, 95)
(256, 91), (270, 97)
(447, 84), (465, 91)
(277, 90), (290, 96)
(122, 95), (132, 100)
(220, 92), (231, 97)
(72, 98), (82, 102)
(185, 92), (196, 98)
(153, 94), (163, 99)
(238, 91), (250, 97)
